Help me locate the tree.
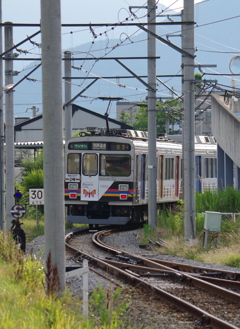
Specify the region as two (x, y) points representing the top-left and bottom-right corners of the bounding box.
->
(17, 150), (44, 215)
(133, 99), (182, 135)
(19, 150), (44, 193)
(20, 149), (43, 178)
(21, 169), (44, 192)
(119, 111), (131, 125)
(133, 105), (148, 131)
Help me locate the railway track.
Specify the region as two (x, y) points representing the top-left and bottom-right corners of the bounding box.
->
(65, 228), (240, 329)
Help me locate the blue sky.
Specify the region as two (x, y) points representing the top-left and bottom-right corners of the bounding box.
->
(2, 0), (204, 52)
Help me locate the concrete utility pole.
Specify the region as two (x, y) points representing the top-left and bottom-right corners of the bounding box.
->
(147, 0), (157, 229)
(182, 0), (196, 240)
(4, 22), (14, 231)
(31, 106), (37, 117)
(0, 0), (4, 230)
(41, 0), (65, 291)
(64, 51), (72, 140)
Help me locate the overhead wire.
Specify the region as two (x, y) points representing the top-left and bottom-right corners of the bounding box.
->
(68, 1), (165, 98)
(14, 1), (240, 114)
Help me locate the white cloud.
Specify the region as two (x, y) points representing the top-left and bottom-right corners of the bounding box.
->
(160, 0), (206, 11)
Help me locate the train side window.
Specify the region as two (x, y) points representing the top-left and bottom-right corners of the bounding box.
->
(165, 157), (174, 180)
(100, 154), (131, 176)
(180, 158), (183, 179)
(140, 154), (146, 199)
(210, 158), (217, 178)
(67, 153), (80, 174)
(204, 158), (216, 178)
(83, 153), (98, 176)
(204, 158), (208, 178)
(213, 158), (217, 177)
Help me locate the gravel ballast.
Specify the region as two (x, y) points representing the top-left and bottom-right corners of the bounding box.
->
(26, 229), (240, 329)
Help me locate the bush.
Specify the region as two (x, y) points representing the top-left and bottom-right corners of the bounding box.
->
(224, 255), (240, 268)
(158, 204), (183, 237)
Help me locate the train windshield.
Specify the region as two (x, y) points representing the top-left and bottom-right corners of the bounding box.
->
(67, 154), (80, 174)
(82, 153), (98, 176)
(100, 154), (131, 176)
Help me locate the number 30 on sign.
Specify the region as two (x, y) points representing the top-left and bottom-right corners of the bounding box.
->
(29, 189), (44, 205)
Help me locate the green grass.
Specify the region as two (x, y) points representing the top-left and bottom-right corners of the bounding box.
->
(0, 266), (84, 329)
(21, 216), (85, 243)
(139, 189), (240, 268)
(0, 231), (137, 329)
(0, 233), (83, 328)
(196, 186), (240, 213)
(23, 218), (44, 242)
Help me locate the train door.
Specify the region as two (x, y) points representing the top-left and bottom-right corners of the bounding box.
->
(140, 154), (146, 199)
(195, 155), (202, 193)
(158, 155), (163, 198)
(175, 156), (179, 197)
(81, 153), (99, 201)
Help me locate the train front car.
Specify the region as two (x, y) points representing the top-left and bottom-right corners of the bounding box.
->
(64, 129), (135, 226)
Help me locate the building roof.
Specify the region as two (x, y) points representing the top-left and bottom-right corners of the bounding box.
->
(15, 104), (133, 131)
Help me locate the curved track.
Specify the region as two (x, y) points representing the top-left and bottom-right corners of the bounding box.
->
(65, 228), (240, 329)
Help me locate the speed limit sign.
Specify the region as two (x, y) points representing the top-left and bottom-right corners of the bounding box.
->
(29, 189), (44, 205)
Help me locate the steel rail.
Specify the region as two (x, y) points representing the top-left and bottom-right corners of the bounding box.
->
(65, 230), (239, 329)
(92, 230), (240, 303)
(102, 258), (240, 290)
(148, 258), (240, 281)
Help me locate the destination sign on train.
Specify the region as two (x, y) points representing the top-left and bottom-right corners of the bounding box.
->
(69, 142), (131, 151)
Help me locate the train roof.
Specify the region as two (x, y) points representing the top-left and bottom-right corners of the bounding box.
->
(167, 134), (216, 145)
(13, 128), (216, 151)
(77, 127), (182, 143)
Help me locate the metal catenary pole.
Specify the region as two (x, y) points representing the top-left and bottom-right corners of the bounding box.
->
(64, 51), (72, 141)
(147, 0), (157, 229)
(41, 0), (65, 291)
(182, 0), (196, 240)
(4, 22), (14, 231)
(0, 0), (5, 230)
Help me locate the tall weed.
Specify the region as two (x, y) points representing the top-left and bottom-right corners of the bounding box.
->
(196, 187), (240, 213)
(158, 204), (183, 237)
(89, 285), (130, 328)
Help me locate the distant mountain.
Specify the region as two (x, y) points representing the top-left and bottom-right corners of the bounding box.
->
(13, 0), (240, 118)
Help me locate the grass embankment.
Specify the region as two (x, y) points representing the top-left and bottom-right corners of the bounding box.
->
(0, 232), (82, 328)
(141, 188), (240, 268)
(0, 225), (130, 329)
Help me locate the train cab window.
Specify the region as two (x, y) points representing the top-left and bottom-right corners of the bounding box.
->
(100, 154), (131, 176)
(83, 153), (98, 176)
(67, 153), (80, 174)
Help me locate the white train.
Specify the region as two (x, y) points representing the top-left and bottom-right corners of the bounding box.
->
(64, 128), (217, 226)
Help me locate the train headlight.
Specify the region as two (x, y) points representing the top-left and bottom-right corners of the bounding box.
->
(69, 193), (77, 199)
(118, 184), (129, 191)
(120, 194), (128, 200)
(68, 183), (78, 190)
